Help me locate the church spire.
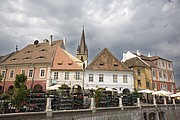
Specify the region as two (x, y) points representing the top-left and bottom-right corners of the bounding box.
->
(76, 26), (88, 65)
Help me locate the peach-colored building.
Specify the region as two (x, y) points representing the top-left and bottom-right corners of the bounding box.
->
(0, 37), (66, 93)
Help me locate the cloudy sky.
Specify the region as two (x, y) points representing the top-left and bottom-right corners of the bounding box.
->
(0, 0), (180, 86)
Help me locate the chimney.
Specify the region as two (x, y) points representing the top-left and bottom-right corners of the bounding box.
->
(137, 50), (141, 56)
(148, 53), (151, 57)
(49, 35), (53, 46)
(63, 38), (66, 48)
(15, 45), (18, 52)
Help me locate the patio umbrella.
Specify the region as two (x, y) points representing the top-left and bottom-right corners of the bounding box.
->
(152, 90), (171, 96)
(171, 92), (180, 97)
(47, 84), (61, 90)
(138, 89), (154, 94)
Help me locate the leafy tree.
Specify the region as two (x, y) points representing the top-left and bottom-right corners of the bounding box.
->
(12, 74), (29, 110)
(93, 88), (104, 107)
(0, 73), (3, 83)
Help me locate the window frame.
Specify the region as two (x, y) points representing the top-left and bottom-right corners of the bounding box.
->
(28, 69), (33, 78)
(9, 69), (14, 78)
(113, 74), (117, 83)
(137, 69), (141, 76)
(123, 75), (128, 83)
(138, 79), (141, 86)
(1, 70), (6, 78)
(99, 74), (104, 82)
(40, 68), (46, 78)
(75, 72), (80, 80)
(65, 72), (69, 80)
(54, 72), (59, 80)
(89, 74), (94, 82)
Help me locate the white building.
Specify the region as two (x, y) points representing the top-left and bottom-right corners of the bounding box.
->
(84, 48), (134, 94)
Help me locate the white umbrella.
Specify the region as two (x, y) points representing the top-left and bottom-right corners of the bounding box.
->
(86, 86), (98, 90)
(152, 90), (171, 96)
(46, 84), (61, 90)
(171, 92), (180, 97)
(138, 89), (154, 93)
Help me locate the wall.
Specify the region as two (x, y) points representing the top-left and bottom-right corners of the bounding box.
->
(1, 105), (179, 120)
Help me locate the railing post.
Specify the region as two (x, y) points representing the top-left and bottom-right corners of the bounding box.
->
(137, 98), (141, 108)
(91, 98), (96, 113)
(164, 97), (167, 106)
(153, 97), (157, 106)
(173, 99), (176, 109)
(46, 97), (52, 117)
(119, 98), (123, 110)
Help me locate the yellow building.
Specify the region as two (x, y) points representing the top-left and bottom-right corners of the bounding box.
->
(124, 57), (153, 90)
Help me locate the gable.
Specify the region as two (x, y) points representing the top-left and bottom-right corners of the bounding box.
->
(86, 48), (130, 71)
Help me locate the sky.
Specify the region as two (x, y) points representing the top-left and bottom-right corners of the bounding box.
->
(0, 0), (180, 86)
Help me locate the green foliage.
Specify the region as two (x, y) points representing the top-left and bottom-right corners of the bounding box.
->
(14, 74), (27, 88)
(0, 73), (3, 83)
(93, 88), (104, 107)
(0, 93), (10, 100)
(12, 74), (29, 110)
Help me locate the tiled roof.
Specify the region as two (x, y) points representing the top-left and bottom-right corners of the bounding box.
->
(0, 40), (64, 65)
(51, 46), (83, 70)
(124, 57), (150, 68)
(0, 52), (16, 63)
(86, 48), (130, 71)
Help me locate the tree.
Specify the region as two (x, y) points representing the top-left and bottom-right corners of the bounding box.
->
(12, 74), (29, 110)
(0, 73), (3, 83)
(93, 88), (104, 107)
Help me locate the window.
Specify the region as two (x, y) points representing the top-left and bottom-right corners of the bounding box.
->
(168, 63), (171, 69)
(99, 74), (104, 82)
(10, 70), (14, 78)
(138, 80), (141, 86)
(65, 72), (69, 80)
(160, 83), (163, 89)
(152, 69), (156, 77)
(89, 74), (94, 82)
(54, 72), (58, 79)
(40, 69), (46, 78)
(164, 83), (167, 88)
(171, 84), (174, 90)
(28, 69), (33, 78)
(99, 62), (104, 67)
(146, 82), (150, 88)
(162, 61), (165, 67)
(159, 71), (162, 78)
(123, 75), (128, 83)
(113, 75), (117, 83)
(75, 72), (80, 80)
(163, 72), (166, 79)
(137, 69), (141, 76)
(1, 70), (6, 78)
(21, 69), (25, 75)
(153, 82), (157, 89)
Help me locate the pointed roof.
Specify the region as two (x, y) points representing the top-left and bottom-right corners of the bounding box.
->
(86, 48), (130, 71)
(51, 46), (83, 70)
(77, 26), (88, 54)
(0, 40), (64, 65)
(124, 57), (150, 68)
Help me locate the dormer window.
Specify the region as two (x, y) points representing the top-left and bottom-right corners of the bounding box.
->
(99, 62), (104, 67)
(113, 63), (118, 67)
(68, 62), (73, 65)
(39, 49), (47, 52)
(58, 61), (63, 65)
(36, 56), (45, 59)
(23, 57), (30, 60)
(25, 51), (32, 54)
(10, 58), (17, 61)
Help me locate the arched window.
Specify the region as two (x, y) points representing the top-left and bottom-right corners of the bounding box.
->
(34, 84), (43, 91)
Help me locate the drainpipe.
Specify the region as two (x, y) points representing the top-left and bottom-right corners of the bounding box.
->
(31, 63), (36, 90)
(2, 65), (7, 93)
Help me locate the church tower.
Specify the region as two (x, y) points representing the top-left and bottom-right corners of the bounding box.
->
(76, 26), (88, 67)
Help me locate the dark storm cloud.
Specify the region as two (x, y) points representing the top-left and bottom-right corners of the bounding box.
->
(0, 0), (180, 86)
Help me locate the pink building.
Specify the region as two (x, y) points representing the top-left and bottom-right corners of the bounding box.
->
(0, 37), (65, 93)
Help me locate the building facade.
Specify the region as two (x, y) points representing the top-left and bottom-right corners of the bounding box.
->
(84, 48), (134, 93)
(0, 37), (65, 93)
(122, 50), (176, 93)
